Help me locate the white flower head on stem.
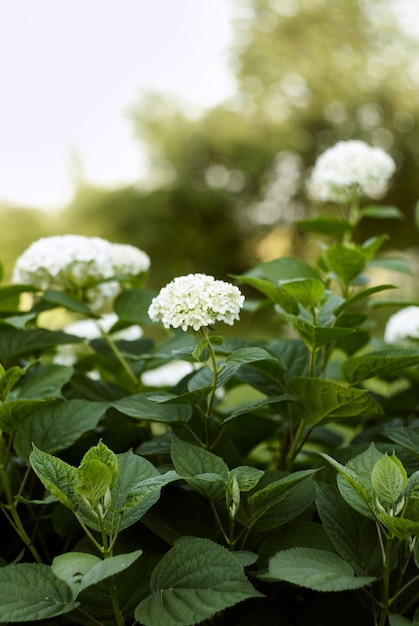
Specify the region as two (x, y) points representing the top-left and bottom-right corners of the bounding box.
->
(12, 235), (150, 310)
(148, 273), (245, 331)
(384, 306), (419, 344)
(309, 140), (396, 203)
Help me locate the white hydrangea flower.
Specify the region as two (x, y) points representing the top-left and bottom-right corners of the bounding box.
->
(148, 273), (245, 331)
(54, 313), (142, 366)
(384, 306), (419, 344)
(12, 235), (150, 310)
(110, 243), (150, 276)
(309, 140), (396, 203)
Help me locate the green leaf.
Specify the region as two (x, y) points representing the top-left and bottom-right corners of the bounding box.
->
(232, 274), (299, 314)
(112, 394), (192, 422)
(280, 278), (326, 307)
(0, 398), (56, 435)
(341, 349), (419, 384)
(333, 284), (396, 315)
(136, 537), (263, 626)
(102, 450), (178, 533)
(266, 547), (376, 591)
(248, 256), (322, 281)
(389, 616), (415, 626)
(287, 377), (383, 426)
(284, 315), (355, 350)
(367, 257), (412, 274)
(319, 452), (374, 518)
(225, 347), (277, 366)
(360, 205), (403, 220)
(322, 244), (366, 283)
(80, 440), (119, 489)
(17, 364), (74, 399)
(114, 288), (157, 324)
(316, 483), (382, 576)
(0, 365), (24, 401)
(52, 549), (143, 597)
(0, 326), (84, 360)
(371, 453), (407, 505)
(14, 399), (108, 463)
(229, 466), (264, 492)
(77, 460), (113, 503)
(0, 563), (77, 622)
(30, 445), (82, 512)
(241, 470), (317, 531)
(296, 216), (353, 236)
(41, 288), (94, 315)
(171, 438), (229, 501)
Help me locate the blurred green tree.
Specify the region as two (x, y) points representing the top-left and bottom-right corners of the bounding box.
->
(54, 0), (419, 285)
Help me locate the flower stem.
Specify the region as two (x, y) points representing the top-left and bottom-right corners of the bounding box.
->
(102, 330), (141, 391)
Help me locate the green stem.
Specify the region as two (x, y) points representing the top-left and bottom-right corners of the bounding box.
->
(0, 458), (42, 563)
(285, 419), (307, 471)
(102, 330), (141, 391)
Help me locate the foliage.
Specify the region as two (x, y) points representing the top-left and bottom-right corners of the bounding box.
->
(2, 140), (419, 626)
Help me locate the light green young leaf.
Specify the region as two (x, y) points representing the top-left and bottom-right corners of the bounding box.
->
(360, 205), (403, 220)
(333, 284), (396, 315)
(371, 453), (407, 506)
(319, 452), (373, 518)
(378, 513), (419, 540)
(52, 549), (143, 597)
(229, 466), (264, 492)
(0, 562), (77, 623)
(287, 377), (383, 426)
(30, 445), (82, 512)
(231, 274), (299, 314)
(80, 440), (119, 489)
(389, 615), (415, 626)
(280, 278), (326, 308)
(77, 460), (113, 504)
(296, 216), (353, 236)
(136, 537), (263, 626)
(266, 547), (376, 591)
(0, 365), (24, 401)
(322, 244), (366, 283)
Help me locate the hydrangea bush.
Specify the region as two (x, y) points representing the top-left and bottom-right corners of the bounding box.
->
(2, 140), (419, 625)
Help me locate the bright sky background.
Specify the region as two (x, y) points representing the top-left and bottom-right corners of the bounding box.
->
(0, 0), (235, 209)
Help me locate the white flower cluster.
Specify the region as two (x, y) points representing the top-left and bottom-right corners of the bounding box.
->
(12, 235), (150, 310)
(384, 306), (419, 344)
(148, 273), (245, 331)
(54, 313), (142, 367)
(309, 140), (396, 203)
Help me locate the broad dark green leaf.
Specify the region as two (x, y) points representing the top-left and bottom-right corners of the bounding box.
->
(17, 364), (74, 399)
(322, 244), (366, 283)
(287, 377), (383, 425)
(0, 326), (83, 360)
(266, 547), (375, 591)
(112, 394), (192, 423)
(41, 288), (94, 315)
(341, 349), (419, 384)
(285, 314), (355, 350)
(296, 216), (353, 236)
(225, 347), (277, 366)
(14, 399), (108, 463)
(114, 289), (157, 324)
(136, 537), (262, 626)
(171, 438), (228, 501)
(0, 563), (77, 622)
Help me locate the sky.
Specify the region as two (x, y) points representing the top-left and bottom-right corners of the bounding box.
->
(0, 0), (236, 209)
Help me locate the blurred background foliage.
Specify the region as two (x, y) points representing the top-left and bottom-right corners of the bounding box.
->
(3, 0), (419, 289)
